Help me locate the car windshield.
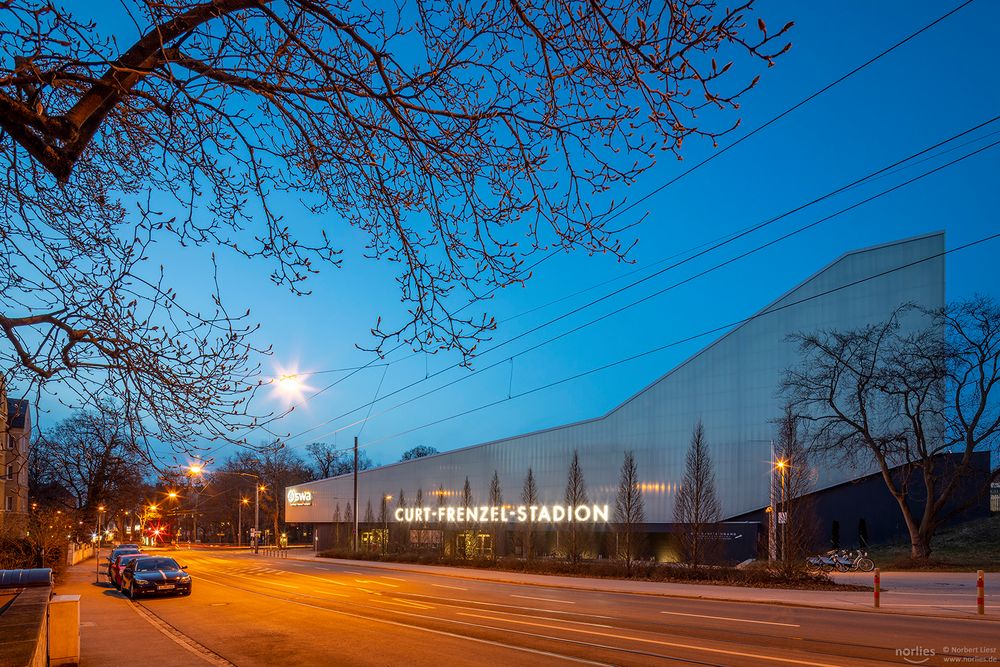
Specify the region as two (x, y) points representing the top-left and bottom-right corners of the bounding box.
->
(135, 557), (181, 572)
(112, 548), (139, 558)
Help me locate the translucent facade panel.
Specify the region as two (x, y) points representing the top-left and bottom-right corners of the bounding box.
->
(287, 234), (945, 524)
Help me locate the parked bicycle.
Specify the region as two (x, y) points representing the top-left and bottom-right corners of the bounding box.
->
(806, 549), (874, 573)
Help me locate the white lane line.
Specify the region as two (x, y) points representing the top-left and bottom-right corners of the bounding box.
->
(403, 593), (613, 619)
(265, 581), (300, 589)
(432, 583), (467, 591)
(355, 578), (399, 588)
(379, 575), (407, 582)
(372, 598), (435, 611)
(313, 589), (350, 598)
(194, 573), (609, 666)
(659, 610), (800, 628)
(344, 570), (365, 575)
(511, 594), (574, 604)
(456, 612), (841, 667)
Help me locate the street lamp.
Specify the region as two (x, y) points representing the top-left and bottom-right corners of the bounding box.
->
(256, 484), (266, 552)
(775, 457), (790, 563)
(238, 497), (249, 547)
(95, 505), (106, 584)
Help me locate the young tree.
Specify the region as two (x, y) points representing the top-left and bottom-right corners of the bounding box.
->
(784, 298), (1000, 560)
(400, 446), (439, 461)
(0, 2), (791, 451)
(521, 467), (539, 561)
(332, 503), (342, 549)
(344, 502), (353, 550)
(615, 451), (645, 573)
(488, 471), (503, 559)
(563, 450), (590, 564)
(673, 421), (722, 567)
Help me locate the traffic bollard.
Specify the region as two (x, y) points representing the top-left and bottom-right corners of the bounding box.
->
(874, 568), (880, 608)
(978, 570), (985, 616)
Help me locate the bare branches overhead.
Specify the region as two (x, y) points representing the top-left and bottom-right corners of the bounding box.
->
(0, 0), (790, 446)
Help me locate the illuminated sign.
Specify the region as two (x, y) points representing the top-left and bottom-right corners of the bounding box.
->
(287, 489), (313, 506)
(393, 504), (609, 524)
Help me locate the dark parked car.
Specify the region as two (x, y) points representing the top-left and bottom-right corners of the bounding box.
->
(106, 546), (140, 579)
(121, 556), (192, 599)
(111, 552), (144, 590)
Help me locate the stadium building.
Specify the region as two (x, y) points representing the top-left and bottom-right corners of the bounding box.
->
(285, 232), (990, 560)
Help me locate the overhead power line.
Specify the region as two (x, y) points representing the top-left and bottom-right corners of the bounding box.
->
(227, 0), (978, 450)
(280, 117), (1000, 445)
(360, 232), (1000, 450)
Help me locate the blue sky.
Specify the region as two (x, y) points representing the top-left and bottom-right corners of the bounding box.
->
(34, 1), (1000, 469)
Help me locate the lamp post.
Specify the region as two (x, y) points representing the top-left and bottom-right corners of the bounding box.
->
(255, 484), (266, 553)
(95, 504), (106, 584)
(776, 457), (789, 563)
(238, 497), (249, 546)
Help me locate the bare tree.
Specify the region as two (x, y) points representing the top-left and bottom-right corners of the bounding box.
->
(0, 1), (791, 450)
(673, 421), (721, 567)
(343, 502), (353, 550)
(488, 470), (502, 559)
(521, 467), (539, 561)
(563, 450), (589, 564)
(783, 298), (1000, 560)
(615, 450), (645, 572)
(305, 442), (373, 478)
(33, 409), (147, 520)
(223, 441), (312, 543)
(400, 445), (439, 461)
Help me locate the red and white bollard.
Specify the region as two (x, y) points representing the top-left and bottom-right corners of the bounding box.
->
(977, 569), (985, 616)
(874, 567), (880, 609)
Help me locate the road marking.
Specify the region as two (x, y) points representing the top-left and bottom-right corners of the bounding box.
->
(372, 598), (435, 610)
(344, 570), (366, 575)
(379, 575), (407, 582)
(511, 594), (574, 604)
(659, 610), (800, 628)
(355, 587), (380, 595)
(456, 612), (841, 667)
(194, 573), (608, 666)
(402, 593), (614, 619)
(265, 581), (300, 589)
(313, 589), (350, 598)
(432, 583), (467, 591)
(355, 578), (399, 588)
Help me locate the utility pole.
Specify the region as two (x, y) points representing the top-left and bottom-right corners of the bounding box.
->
(353, 436), (359, 552)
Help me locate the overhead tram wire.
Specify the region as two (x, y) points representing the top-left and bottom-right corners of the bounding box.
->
(279, 117), (1000, 446)
(251, 0), (978, 448)
(360, 231), (1000, 450)
(302, 134), (1000, 446)
(590, 0), (978, 230)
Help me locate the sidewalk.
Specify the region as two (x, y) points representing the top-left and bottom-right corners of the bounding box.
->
(287, 552), (998, 621)
(54, 559), (203, 667)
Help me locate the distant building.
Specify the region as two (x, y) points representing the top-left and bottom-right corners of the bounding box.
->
(286, 232), (990, 559)
(0, 394), (32, 523)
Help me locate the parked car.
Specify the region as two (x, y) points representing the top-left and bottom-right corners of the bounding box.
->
(106, 546), (140, 579)
(121, 556), (192, 599)
(111, 552), (145, 590)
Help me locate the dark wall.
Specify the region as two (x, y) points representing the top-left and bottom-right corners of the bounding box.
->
(730, 452), (992, 550)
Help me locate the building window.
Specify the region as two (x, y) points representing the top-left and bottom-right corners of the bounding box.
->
(6, 434), (14, 450)
(4, 496), (12, 512)
(5, 464), (12, 480)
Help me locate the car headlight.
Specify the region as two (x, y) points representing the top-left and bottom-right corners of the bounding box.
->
(135, 579), (154, 586)
(178, 576), (191, 583)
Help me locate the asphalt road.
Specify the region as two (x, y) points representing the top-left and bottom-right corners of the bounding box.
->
(121, 548), (998, 666)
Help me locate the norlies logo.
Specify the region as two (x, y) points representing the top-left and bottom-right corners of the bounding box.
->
(286, 489), (313, 506)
